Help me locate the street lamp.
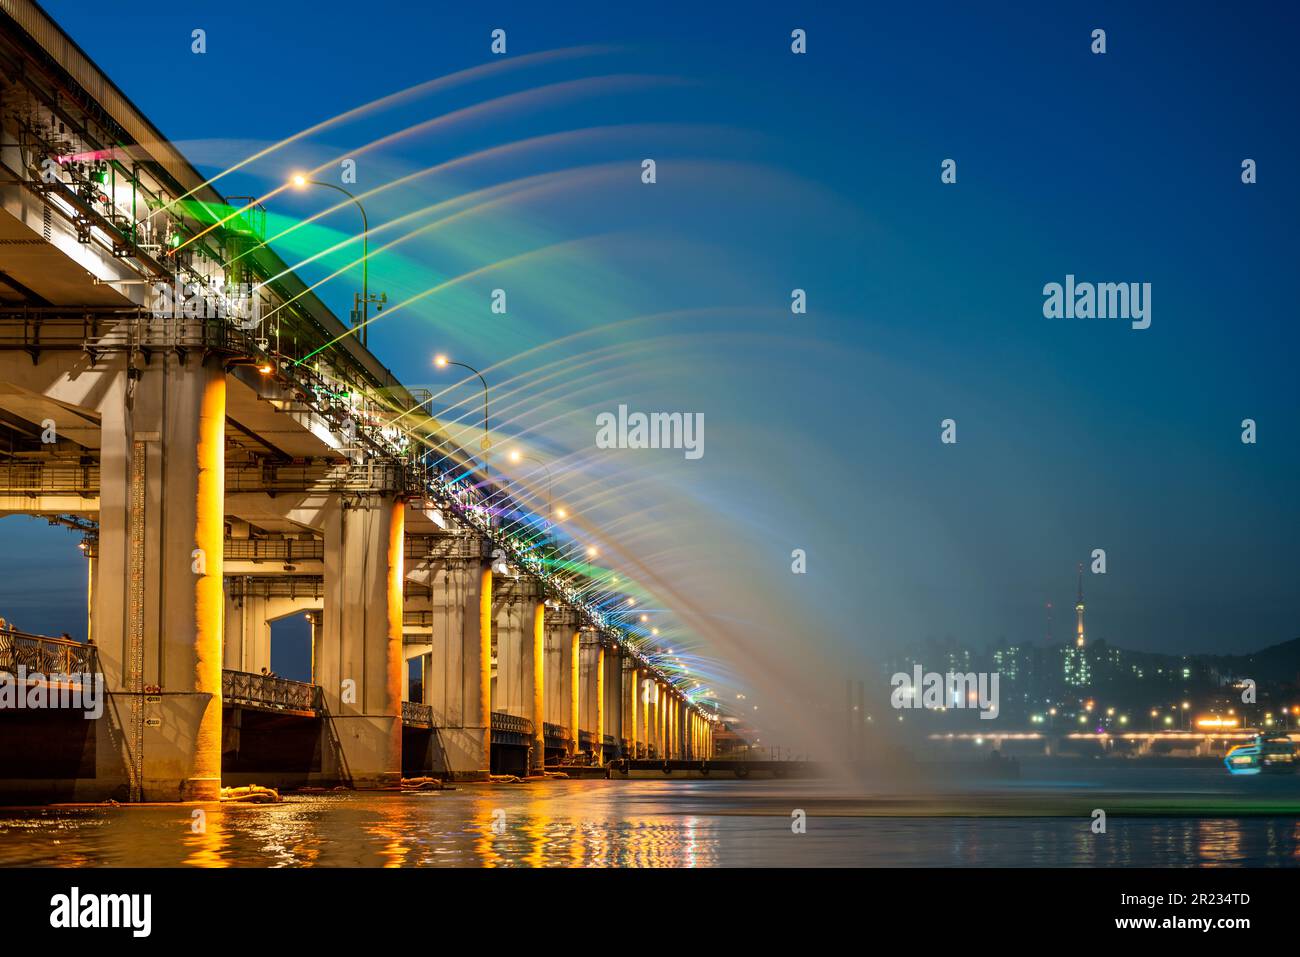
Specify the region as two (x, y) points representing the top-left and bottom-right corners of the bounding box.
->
(434, 354), (490, 453)
(289, 174), (385, 347)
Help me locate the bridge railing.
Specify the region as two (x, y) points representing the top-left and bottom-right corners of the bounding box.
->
(489, 711), (533, 747)
(0, 629), (95, 676)
(491, 712), (533, 736)
(224, 537), (325, 563)
(1, 460), (99, 494)
(543, 721), (570, 744)
(401, 701), (433, 727)
(221, 669), (321, 713)
(225, 460), (407, 494)
(0, 308), (263, 354)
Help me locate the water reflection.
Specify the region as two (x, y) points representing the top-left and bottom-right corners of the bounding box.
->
(0, 776), (1298, 867)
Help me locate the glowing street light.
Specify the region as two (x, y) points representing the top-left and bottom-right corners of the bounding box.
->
(433, 354), (491, 453)
(288, 173), (383, 346)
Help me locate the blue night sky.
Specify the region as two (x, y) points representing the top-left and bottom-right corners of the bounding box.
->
(3, 1), (1297, 718)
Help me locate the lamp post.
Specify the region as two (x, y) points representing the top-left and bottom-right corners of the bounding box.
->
(434, 354), (489, 450)
(434, 354), (491, 498)
(289, 174), (384, 347)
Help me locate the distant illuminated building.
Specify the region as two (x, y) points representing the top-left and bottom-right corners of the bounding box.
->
(1063, 563), (1091, 687)
(1075, 562), (1086, 648)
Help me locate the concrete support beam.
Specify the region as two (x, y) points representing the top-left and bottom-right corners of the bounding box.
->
(603, 646), (620, 756)
(421, 557), (492, 780)
(595, 644), (605, 765)
(316, 497), (404, 789)
(491, 577), (543, 772)
(671, 696), (678, 759)
(577, 637), (603, 761)
(651, 681), (661, 758)
(625, 663), (638, 758)
(641, 671), (651, 758)
(92, 356), (225, 801)
(541, 620), (566, 735)
(569, 630), (580, 757)
(531, 601), (545, 773)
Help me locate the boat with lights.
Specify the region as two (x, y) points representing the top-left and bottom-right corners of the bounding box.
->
(1224, 732), (1297, 775)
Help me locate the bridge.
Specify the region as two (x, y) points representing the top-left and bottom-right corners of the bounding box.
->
(0, 0), (714, 801)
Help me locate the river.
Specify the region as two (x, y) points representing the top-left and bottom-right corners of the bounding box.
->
(3, 765), (1300, 867)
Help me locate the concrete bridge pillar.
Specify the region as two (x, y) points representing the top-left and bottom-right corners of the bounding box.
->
(578, 638), (596, 758)
(644, 679), (653, 757)
(674, 696), (682, 759)
(223, 591), (271, 674)
(672, 696), (680, 759)
(625, 662), (638, 758)
(530, 601), (545, 773)
(660, 691), (668, 759)
(92, 356), (226, 801)
(642, 673), (652, 758)
(660, 684), (669, 758)
(604, 646), (622, 758)
(492, 578), (544, 773)
(222, 592), (321, 674)
(594, 644), (606, 764)
(670, 691), (681, 759)
(423, 557), (491, 780)
(542, 617), (572, 756)
(569, 629), (581, 757)
(316, 497), (404, 789)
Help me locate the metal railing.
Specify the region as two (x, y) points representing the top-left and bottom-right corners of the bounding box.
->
(401, 700), (433, 727)
(221, 669), (321, 713)
(491, 712), (533, 736)
(224, 537), (325, 563)
(0, 629), (95, 675)
(0, 308), (261, 355)
(0, 460), (99, 495)
(224, 460), (407, 494)
(543, 721), (571, 744)
(225, 576), (325, 601)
